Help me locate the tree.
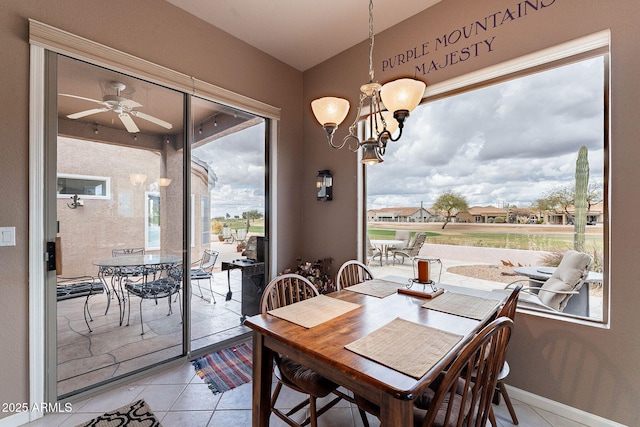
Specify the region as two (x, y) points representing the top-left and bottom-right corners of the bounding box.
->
(432, 191), (468, 229)
(242, 209), (263, 222)
(541, 182), (603, 223)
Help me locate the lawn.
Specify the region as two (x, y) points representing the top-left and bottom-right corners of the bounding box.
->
(368, 226), (603, 253)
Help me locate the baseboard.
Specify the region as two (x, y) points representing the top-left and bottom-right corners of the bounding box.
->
(0, 411), (32, 427)
(508, 386), (627, 427)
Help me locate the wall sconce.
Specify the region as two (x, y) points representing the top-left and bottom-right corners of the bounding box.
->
(158, 178), (172, 187)
(129, 173), (147, 186)
(316, 170), (333, 201)
(67, 194), (83, 209)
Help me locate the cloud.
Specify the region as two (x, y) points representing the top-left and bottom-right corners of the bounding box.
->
(367, 56), (605, 211)
(193, 122), (266, 217)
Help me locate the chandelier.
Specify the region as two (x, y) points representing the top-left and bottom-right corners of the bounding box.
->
(310, 0), (426, 165)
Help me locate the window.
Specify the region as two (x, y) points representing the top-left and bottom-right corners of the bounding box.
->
(57, 173), (110, 199)
(365, 40), (608, 323)
(145, 192), (161, 250)
(201, 194), (210, 245)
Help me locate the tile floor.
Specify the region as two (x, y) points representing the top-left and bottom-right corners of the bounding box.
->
(23, 358), (589, 427)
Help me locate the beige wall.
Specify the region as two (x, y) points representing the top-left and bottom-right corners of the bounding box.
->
(0, 0), (302, 419)
(302, 0), (640, 424)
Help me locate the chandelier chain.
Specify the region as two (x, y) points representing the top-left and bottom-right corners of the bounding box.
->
(368, 0), (375, 83)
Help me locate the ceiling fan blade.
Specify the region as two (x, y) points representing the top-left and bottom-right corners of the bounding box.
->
(130, 111), (173, 129)
(118, 113), (140, 133)
(59, 93), (104, 104)
(67, 108), (110, 119)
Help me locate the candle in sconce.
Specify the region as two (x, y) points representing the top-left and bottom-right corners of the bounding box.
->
(417, 260), (430, 283)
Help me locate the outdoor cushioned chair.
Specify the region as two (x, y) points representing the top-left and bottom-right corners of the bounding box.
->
(190, 249), (218, 303)
(336, 260), (374, 290)
(357, 317), (514, 427)
(501, 250), (592, 312)
(366, 235), (383, 266)
(391, 232), (427, 265)
(261, 274), (352, 427)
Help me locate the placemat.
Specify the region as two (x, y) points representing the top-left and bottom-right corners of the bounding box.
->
(345, 317), (463, 379)
(421, 291), (500, 320)
(268, 295), (361, 328)
(346, 278), (407, 298)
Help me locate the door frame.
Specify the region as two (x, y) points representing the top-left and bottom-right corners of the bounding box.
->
(29, 20), (280, 419)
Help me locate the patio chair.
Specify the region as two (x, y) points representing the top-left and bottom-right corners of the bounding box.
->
(388, 229), (411, 251)
(112, 248), (146, 278)
(357, 317), (514, 427)
(235, 228), (248, 244)
(125, 263), (182, 335)
(261, 274), (353, 427)
(500, 250), (593, 312)
(222, 226), (233, 244)
(336, 260), (374, 290)
(391, 232), (426, 265)
(57, 275), (105, 332)
(190, 249), (218, 304)
(366, 235), (383, 266)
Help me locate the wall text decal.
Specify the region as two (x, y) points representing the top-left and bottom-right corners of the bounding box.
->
(380, 0), (557, 77)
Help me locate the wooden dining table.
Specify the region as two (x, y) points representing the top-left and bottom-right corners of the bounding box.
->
(244, 280), (505, 426)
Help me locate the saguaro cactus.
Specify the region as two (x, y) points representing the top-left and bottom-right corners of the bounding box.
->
(574, 146), (589, 252)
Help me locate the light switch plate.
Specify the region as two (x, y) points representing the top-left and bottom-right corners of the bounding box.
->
(0, 227), (16, 246)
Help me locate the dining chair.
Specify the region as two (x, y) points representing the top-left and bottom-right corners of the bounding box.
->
(261, 273), (351, 427)
(335, 260), (374, 291)
(190, 249), (218, 303)
(125, 263), (182, 335)
(489, 284), (522, 426)
(357, 317), (514, 427)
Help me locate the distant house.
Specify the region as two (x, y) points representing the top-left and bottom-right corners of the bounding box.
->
(545, 202), (604, 225)
(367, 207), (435, 222)
(456, 206), (509, 224)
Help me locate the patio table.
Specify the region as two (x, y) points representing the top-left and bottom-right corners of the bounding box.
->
(94, 254), (182, 325)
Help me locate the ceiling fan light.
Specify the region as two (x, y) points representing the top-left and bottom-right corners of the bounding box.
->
(311, 97), (350, 127)
(380, 78), (426, 114)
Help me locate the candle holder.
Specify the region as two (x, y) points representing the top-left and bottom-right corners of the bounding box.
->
(409, 256), (443, 292)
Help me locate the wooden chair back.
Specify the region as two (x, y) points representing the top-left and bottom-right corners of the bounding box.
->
(336, 260), (374, 290)
(260, 273), (319, 313)
(417, 317), (514, 427)
(498, 284), (522, 320)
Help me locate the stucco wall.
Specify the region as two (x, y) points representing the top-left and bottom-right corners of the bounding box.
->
(0, 0), (303, 420)
(302, 0), (640, 424)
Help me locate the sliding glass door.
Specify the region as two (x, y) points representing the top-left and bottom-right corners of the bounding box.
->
(55, 55), (186, 398)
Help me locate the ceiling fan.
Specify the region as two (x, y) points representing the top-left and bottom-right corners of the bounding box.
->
(60, 81), (173, 134)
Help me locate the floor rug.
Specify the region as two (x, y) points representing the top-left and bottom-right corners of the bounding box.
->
(75, 399), (161, 427)
(192, 341), (253, 394)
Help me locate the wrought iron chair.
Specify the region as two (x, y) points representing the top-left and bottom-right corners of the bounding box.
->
(261, 274), (352, 427)
(335, 260), (374, 290)
(190, 249), (218, 303)
(112, 247), (146, 278)
(56, 275), (105, 332)
(125, 263), (182, 335)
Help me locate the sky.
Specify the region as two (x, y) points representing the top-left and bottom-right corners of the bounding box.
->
(192, 55), (604, 218)
(367, 55), (605, 211)
(192, 122), (265, 219)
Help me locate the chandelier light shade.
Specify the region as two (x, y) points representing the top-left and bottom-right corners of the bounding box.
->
(311, 0), (426, 165)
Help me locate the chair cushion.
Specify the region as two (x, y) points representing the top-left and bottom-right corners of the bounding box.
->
(538, 250), (592, 311)
(278, 356), (338, 398)
(190, 268), (211, 279)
